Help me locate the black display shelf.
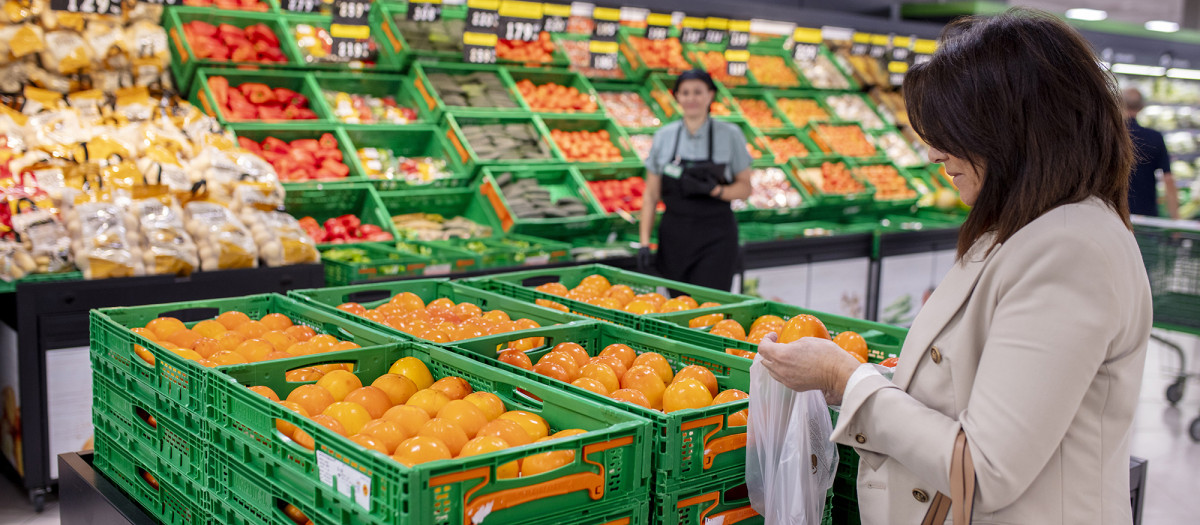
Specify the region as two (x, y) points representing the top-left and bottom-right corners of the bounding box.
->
(59, 452), (156, 525)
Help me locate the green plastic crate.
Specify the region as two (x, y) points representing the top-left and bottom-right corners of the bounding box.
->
(418, 234), (565, 269)
(729, 91), (790, 132)
(207, 341), (652, 525)
(339, 123), (472, 191)
(781, 41), (860, 91)
(410, 62), (524, 122)
(619, 28), (690, 80)
(92, 373), (209, 483)
(653, 470), (762, 525)
(804, 121), (884, 160)
(451, 321), (751, 492)
(789, 156), (876, 220)
(552, 32), (638, 82)
(733, 163), (813, 223)
(166, 8), (303, 94)
(820, 91), (893, 131)
(0, 270), (82, 294)
(463, 264), (756, 329)
(506, 66), (603, 115)
(283, 182), (400, 245)
(591, 82), (669, 129)
(290, 278), (587, 343)
(190, 68), (331, 124)
(849, 159), (921, 215)
(682, 42), (756, 89)
(743, 46), (810, 90)
(766, 90), (836, 130)
(752, 128), (823, 166)
(646, 299), (907, 362)
(89, 293), (399, 412)
(281, 13), (402, 72)
(319, 242), (431, 285)
(574, 164), (656, 234)
(308, 71), (424, 125)
(646, 73), (744, 122)
(225, 123), (361, 184)
(92, 427), (211, 525)
(540, 114), (640, 165)
(371, 2), (466, 68)
(377, 187), (506, 270)
(442, 113), (560, 174)
(479, 165), (610, 239)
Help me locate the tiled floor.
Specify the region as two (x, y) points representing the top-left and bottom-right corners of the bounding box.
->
(0, 332), (1198, 525)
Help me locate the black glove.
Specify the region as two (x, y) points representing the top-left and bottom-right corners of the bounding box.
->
(681, 174), (718, 197)
(636, 246), (653, 272)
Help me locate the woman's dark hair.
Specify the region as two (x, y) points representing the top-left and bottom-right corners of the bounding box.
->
(673, 69), (717, 95)
(904, 8), (1133, 259)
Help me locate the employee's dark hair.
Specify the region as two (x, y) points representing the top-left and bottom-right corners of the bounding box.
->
(904, 8), (1133, 259)
(672, 69), (717, 95)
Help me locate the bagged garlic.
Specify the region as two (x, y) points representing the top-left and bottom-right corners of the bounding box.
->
(184, 201), (257, 270)
(131, 195), (198, 276)
(245, 210), (319, 267)
(64, 200), (145, 279)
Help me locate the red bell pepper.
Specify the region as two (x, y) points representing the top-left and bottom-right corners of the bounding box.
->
(291, 138), (319, 152)
(318, 133), (338, 150)
(206, 76), (229, 107)
(239, 83), (275, 105)
(244, 24), (279, 46)
(188, 21), (218, 37)
(273, 88), (301, 105)
(320, 159), (350, 178)
(287, 147), (316, 167)
(359, 224), (382, 235)
(237, 137), (261, 153)
(230, 45), (257, 63)
(261, 137), (290, 152)
(227, 99), (257, 120)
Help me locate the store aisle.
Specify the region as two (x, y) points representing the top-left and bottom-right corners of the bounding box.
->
(0, 333), (1198, 525)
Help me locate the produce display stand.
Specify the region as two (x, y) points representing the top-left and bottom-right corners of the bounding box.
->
(0, 265), (325, 510)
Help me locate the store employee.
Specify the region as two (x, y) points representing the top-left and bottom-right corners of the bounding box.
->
(639, 70), (753, 291)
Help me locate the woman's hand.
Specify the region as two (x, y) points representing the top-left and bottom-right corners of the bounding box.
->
(757, 333), (862, 405)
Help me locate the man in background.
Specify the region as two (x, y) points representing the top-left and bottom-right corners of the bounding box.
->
(1123, 87), (1179, 218)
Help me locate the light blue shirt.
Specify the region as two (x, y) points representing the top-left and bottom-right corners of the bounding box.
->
(644, 119), (753, 183)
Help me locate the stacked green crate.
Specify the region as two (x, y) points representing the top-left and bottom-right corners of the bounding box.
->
(409, 62), (526, 122)
(318, 242), (432, 285)
(378, 187), (499, 271)
(442, 113), (561, 175)
(207, 341), (651, 524)
(479, 165), (611, 238)
(283, 182), (400, 244)
(540, 114), (642, 167)
(790, 156), (876, 219)
(340, 123), (472, 190)
(166, 8), (305, 93)
(506, 67), (604, 115)
(190, 68), (332, 124)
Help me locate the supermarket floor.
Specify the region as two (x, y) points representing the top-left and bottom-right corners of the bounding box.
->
(0, 332), (1199, 525)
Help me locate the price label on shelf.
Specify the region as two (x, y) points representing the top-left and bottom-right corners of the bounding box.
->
(592, 7), (620, 41)
(541, 2), (569, 34)
(725, 20), (749, 77)
(50, 0), (121, 16)
(704, 17), (727, 45)
(681, 17), (705, 44)
(466, 0), (501, 32)
(727, 20), (749, 49)
(850, 33), (871, 56)
(890, 36), (911, 62)
(142, 0), (181, 5)
(333, 38), (373, 60)
(888, 61), (908, 87)
(408, 1), (442, 22)
(645, 12), (671, 41)
(725, 49), (749, 77)
(791, 27), (822, 62)
(589, 41), (619, 70)
(911, 38), (937, 66)
(463, 30), (498, 63)
(869, 34), (889, 60)
(331, 0), (371, 60)
(498, 0), (543, 41)
(281, 0), (318, 12)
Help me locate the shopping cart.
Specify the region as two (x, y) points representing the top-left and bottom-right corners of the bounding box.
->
(1133, 217), (1200, 441)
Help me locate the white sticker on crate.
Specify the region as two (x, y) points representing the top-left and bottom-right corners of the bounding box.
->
(317, 449), (372, 510)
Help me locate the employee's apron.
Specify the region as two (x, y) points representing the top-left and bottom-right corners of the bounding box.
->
(655, 120), (739, 291)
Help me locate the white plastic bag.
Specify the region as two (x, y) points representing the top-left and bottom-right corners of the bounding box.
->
(746, 354), (839, 524)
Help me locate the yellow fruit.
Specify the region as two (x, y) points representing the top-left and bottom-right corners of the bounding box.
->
(322, 401), (372, 435)
(418, 418), (469, 456)
(663, 378), (714, 413)
(371, 374), (418, 405)
(286, 384), (335, 417)
(392, 436), (451, 466)
(437, 400), (488, 438)
(497, 411), (548, 441)
(429, 376), (473, 401)
(316, 370), (363, 402)
(382, 405), (431, 438)
(344, 387), (393, 419)
(463, 392), (506, 421)
(459, 436), (518, 478)
(406, 389), (451, 418)
(477, 418), (533, 447)
(631, 352), (674, 384)
(671, 365), (719, 396)
(621, 366), (667, 410)
(389, 357), (434, 390)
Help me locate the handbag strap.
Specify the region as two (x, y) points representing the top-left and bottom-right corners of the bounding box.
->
(921, 431), (975, 525)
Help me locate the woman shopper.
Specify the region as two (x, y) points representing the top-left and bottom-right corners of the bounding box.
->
(637, 69), (753, 291)
(756, 9), (1151, 524)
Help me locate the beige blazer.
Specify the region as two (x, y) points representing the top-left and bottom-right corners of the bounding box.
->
(832, 197), (1153, 524)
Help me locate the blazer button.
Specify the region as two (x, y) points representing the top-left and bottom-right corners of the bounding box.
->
(855, 433), (866, 444)
(913, 489), (929, 503)
(930, 346), (942, 364)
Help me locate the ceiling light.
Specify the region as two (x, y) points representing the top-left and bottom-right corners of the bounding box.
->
(1065, 8), (1107, 21)
(1167, 68), (1200, 80)
(1145, 20), (1180, 32)
(1111, 63), (1166, 76)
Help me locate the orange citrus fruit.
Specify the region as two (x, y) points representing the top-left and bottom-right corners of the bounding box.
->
(571, 377), (610, 396)
(323, 401), (372, 435)
(337, 302), (367, 316)
(316, 370), (363, 402)
(459, 436), (518, 477)
(360, 419), (407, 454)
(192, 319), (228, 339)
(388, 357), (434, 390)
(579, 362), (620, 394)
(498, 349), (534, 371)
(437, 400), (488, 438)
(536, 298), (571, 312)
(216, 331), (247, 352)
(464, 392), (506, 421)
(689, 313), (724, 328)
(234, 339), (274, 362)
(276, 401), (309, 439)
(498, 411), (548, 441)
(260, 313), (294, 331)
(750, 315), (785, 334)
(284, 325), (316, 342)
(537, 352), (579, 381)
(631, 352), (674, 384)
(598, 344), (637, 369)
(235, 320), (269, 339)
(210, 350), (249, 366)
(309, 334), (338, 348)
(551, 429), (587, 439)
(429, 376), (473, 401)
(286, 384), (335, 416)
(262, 331), (297, 353)
(535, 282), (568, 296)
(344, 386), (393, 419)
(659, 298), (693, 313)
(382, 404), (431, 437)
(663, 378), (714, 413)
(166, 329), (202, 350)
(728, 409), (748, 427)
(550, 342), (591, 368)
(778, 314), (830, 343)
(477, 418), (532, 447)
(710, 320), (747, 341)
(418, 418), (469, 456)
(293, 414), (348, 450)
(592, 355), (628, 379)
(677, 295), (699, 309)
(621, 366), (666, 410)
(282, 503), (308, 524)
(192, 338), (221, 359)
(146, 317), (187, 339)
(623, 300), (656, 315)
(672, 365), (719, 396)
(249, 385), (279, 402)
(216, 311), (251, 330)
(833, 331), (870, 363)
(284, 368), (324, 382)
(372, 374), (418, 405)
(521, 450), (573, 477)
(712, 389), (749, 405)
(393, 436), (451, 466)
(390, 292), (425, 312)
(406, 389), (451, 418)
(349, 434), (389, 454)
(533, 361), (572, 383)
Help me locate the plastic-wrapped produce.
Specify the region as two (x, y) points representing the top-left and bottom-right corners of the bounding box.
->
(824, 94), (886, 130)
(244, 210), (319, 267)
(597, 91), (659, 128)
(184, 201), (258, 270)
(0, 240), (38, 281)
(9, 200), (73, 273)
(794, 52), (850, 89)
(629, 134), (653, 160)
(874, 131), (924, 168)
(65, 201), (146, 279)
(131, 196), (199, 276)
(732, 167), (803, 211)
